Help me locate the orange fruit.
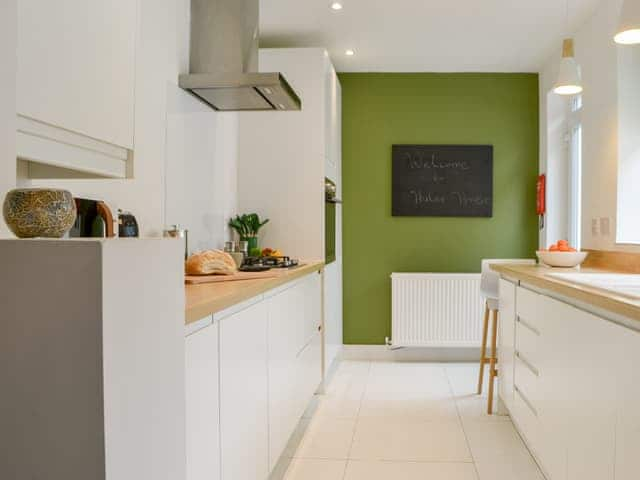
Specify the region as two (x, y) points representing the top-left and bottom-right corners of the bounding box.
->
(549, 244), (559, 251)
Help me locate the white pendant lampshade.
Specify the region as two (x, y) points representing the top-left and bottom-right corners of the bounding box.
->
(615, 0), (640, 45)
(553, 39), (583, 96)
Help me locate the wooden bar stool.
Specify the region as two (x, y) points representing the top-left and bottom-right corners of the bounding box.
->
(477, 259), (535, 414)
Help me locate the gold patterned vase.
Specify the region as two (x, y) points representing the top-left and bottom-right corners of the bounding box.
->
(3, 188), (77, 238)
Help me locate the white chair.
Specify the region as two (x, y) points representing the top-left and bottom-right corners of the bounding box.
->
(477, 258), (536, 414)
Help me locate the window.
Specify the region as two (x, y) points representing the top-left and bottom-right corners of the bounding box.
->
(617, 44), (640, 244)
(568, 96), (582, 250)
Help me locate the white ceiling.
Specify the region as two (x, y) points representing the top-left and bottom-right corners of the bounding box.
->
(260, 0), (603, 72)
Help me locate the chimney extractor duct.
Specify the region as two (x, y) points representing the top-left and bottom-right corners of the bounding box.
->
(179, 0), (302, 111)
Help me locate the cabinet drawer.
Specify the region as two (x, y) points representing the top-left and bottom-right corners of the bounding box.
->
(513, 385), (540, 456)
(515, 318), (541, 367)
(515, 353), (540, 410)
(516, 287), (542, 330)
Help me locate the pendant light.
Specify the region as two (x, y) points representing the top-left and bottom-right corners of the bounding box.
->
(615, 0), (640, 45)
(553, 0), (583, 96)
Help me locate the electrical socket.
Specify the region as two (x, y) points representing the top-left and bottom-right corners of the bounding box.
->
(592, 218), (599, 236)
(600, 217), (611, 236)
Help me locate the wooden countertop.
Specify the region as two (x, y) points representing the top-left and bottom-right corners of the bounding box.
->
(491, 263), (640, 324)
(185, 261), (324, 324)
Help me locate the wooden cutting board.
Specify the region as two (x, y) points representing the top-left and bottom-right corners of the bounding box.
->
(185, 269), (282, 285)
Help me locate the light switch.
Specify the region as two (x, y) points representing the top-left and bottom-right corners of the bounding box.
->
(591, 218), (599, 236)
(600, 217), (611, 236)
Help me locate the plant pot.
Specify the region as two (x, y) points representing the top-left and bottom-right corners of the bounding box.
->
(3, 188), (77, 238)
(242, 236), (259, 254)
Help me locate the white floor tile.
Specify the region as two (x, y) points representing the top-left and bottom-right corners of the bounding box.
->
(280, 361), (544, 480)
(445, 364), (491, 397)
(312, 393), (363, 419)
(368, 361), (447, 378)
(359, 390), (458, 420)
(283, 459), (347, 480)
(463, 420), (533, 463)
(335, 361), (371, 377)
(456, 396), (511, 423)
(324, 370), (368, 399)
(475, 455), (546, 480)
(344, 460), (478, 480)
(349, 417), (472, 462)
(366, 365), (452, 396)
(294, 417), (356, 460)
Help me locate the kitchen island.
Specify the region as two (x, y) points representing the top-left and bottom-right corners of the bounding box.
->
(492, 262), (640, 480)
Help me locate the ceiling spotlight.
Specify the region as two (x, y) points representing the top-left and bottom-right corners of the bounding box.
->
(330, 2), (343, 11)
(615, 0), (640, 44)
(345, 49), (355, 56)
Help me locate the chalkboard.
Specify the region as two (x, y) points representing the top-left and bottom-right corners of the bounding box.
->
(392, 145), (493, 217)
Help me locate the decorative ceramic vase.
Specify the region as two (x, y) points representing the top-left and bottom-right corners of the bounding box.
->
(3, 188), (77, 238)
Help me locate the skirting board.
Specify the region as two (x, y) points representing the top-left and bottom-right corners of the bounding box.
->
(340, 345), (481, 362)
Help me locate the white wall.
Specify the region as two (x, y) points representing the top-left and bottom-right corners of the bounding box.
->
(539, 0), (639, 253)
(1, 0), (237, 248)
(0, 0), (16, 236)
(616, 45), (640, 243)
(237, 49), (327, 260)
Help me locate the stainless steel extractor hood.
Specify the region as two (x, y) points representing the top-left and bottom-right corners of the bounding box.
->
(179, 0), (302, 111)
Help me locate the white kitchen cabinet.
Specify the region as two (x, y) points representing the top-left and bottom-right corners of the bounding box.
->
(324, 58), (341, 182)
(267, 281), (306, 471)
(238, 48), (341, 260)
(615, 327), (640, 480)
(186, 319), (221, 480)
(556, 300), (617, 480)
(504, 284), (633, 480)
(18, 0), (137, 148)
(1, 239), (185, 480)
(219, 300), (269, 480)
(17, 0), (138, 176)
(324, 261), (343, 374)
(498, 278), (517, 411)
(267, 272), (322, 471)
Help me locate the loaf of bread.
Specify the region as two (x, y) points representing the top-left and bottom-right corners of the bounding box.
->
(185, 249), (237, 275)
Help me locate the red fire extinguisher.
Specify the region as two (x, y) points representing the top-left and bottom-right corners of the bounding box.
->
(537, 174), (546, 229)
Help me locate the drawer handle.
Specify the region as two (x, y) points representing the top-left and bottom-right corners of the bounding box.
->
(516, 316), (540, 336)
(515, 350), (540, 377)
(514, 385), (538, 417)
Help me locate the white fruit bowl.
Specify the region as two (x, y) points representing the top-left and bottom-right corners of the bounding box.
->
(536, 250), (589, 268)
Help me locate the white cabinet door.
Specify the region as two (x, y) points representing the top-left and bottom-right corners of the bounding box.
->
(267, 283), (304, 471)
(498, 279), (517, 410)
(614, 328), (640, 480)
(539, 296), (618, 480)
(324, 58), (339, 181)
(324, 262), (342, 373)
(185, 321), (221, 480)
(267, 273), (323, 471)
(219, 301), (269, 480)
(17, 0), (137, 149)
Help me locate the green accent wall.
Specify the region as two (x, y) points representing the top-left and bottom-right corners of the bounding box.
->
(339, 73), (539, 345)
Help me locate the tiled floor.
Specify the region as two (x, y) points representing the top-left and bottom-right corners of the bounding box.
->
(282, 361), (546, 480)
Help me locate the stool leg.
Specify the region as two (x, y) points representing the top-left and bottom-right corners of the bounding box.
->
(487, 309), (499, 414)
(477, 302), (490, 395)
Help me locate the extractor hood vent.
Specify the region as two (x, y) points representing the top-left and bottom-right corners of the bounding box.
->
(179, 0), (301, 112)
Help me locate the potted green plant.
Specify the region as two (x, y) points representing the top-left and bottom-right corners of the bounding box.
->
(228, 213), (269, 253)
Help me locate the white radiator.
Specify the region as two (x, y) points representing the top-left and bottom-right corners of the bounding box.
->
(390, 273), (484, 348)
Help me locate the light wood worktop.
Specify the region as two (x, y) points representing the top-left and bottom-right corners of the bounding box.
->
(491, 263), (640, 323)
(185, 261), (324, 324)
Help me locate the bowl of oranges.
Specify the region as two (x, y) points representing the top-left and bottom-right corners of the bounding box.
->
(537, 240), (588, 268)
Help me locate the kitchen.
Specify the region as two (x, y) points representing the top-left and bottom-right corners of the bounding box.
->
(1, 1), (639, 480)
